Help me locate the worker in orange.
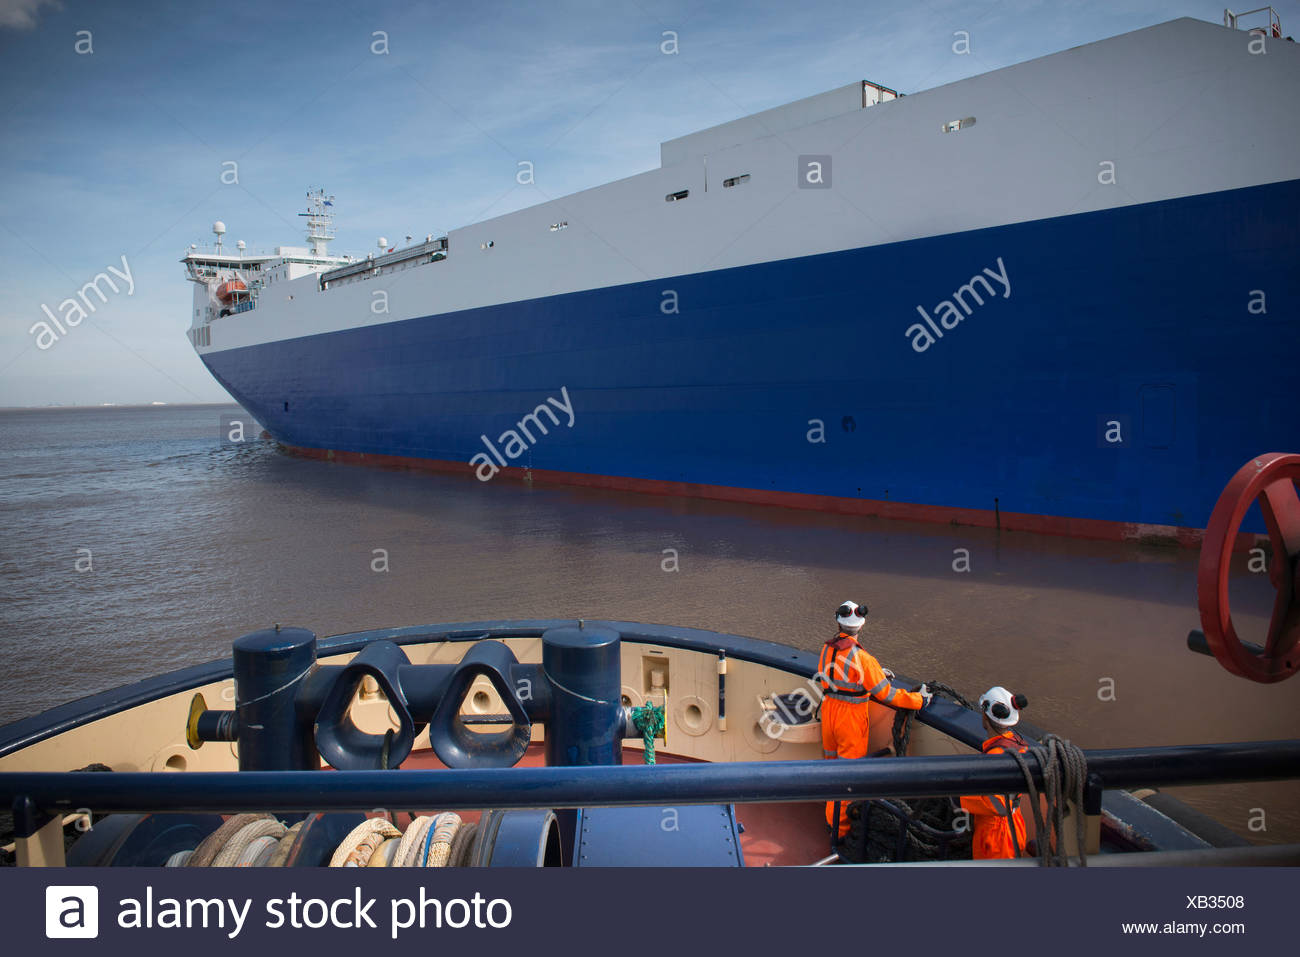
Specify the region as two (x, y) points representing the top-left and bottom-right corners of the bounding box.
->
(817, 600), (931, 839)
(959, 686), (1031, 859)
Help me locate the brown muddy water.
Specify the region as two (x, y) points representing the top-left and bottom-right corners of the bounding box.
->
(0, 404), (1296, 843)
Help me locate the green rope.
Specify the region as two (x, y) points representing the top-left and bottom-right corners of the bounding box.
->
(631, 703), (666, 765)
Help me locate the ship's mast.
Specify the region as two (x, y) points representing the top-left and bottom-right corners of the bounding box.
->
(298, 188), (336, 256)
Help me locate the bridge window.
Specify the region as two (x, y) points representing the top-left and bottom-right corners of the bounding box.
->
(941, 117), (976, 133)
(722, 174), (750, 188)
(665, 189), (689, 202)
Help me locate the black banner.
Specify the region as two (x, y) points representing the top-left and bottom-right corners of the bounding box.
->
(5, 866), (1283, 955)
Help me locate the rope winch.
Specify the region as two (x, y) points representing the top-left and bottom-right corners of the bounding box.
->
(158, 810), (485, 867)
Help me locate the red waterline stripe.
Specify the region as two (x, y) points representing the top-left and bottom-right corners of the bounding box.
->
(278, 441), (1253, 550)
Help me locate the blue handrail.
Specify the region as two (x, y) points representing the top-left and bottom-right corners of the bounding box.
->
(2, 741), (1296, 816)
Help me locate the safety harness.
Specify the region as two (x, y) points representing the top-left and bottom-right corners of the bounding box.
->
(818, 636), (869, 701)
(818, 635), (908, 704)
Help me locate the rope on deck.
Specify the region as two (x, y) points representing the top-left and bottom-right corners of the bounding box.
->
(631, 702), (667, 764)
(893, 686), (1090, 866)
(1006, 735), (1090, 867)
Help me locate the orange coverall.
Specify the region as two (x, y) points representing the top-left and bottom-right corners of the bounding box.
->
(817, 634), (925, 837)
(959, 730), (1030, 859)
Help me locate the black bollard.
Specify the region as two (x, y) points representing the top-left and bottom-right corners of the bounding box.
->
(232, 626), (319, 771)
(541, 624), (623, 768)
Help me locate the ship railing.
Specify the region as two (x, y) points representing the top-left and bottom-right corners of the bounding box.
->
(225, 300), (256, 316)
(1224, 6), (1282, 36)
(319, 237), (448, 289)
(3, 739), (1297, 865)
(184, 245), (276, 260)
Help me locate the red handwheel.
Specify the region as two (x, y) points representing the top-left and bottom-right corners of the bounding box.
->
(1198, 453), (1300, 683)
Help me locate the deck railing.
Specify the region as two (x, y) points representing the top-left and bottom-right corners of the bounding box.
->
(1224, 6), (1283, 36)
(4, 739), (1296, 814)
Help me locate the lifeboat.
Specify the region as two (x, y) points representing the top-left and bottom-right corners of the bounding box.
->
(215, 278), (247, 304)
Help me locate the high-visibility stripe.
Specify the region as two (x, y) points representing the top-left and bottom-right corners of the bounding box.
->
(866, 679), (889, 696)
(824, 680), (868, 695)
(884, 686), (900, 703)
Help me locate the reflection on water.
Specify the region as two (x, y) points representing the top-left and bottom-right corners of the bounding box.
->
(0, 404), (1295, 842)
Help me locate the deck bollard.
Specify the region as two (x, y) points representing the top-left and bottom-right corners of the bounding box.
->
(232, 626), (319, 771)
(541, 624), (623, 768)
(541, 623), (623, 865)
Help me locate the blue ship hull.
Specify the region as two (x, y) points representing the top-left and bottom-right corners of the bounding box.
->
(203, 179), (1300, 536)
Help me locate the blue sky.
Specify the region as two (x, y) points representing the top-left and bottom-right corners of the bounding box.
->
(0, 0), (1287, 406)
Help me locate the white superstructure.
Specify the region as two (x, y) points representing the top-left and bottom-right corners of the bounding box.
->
(183, 190), (351, 348)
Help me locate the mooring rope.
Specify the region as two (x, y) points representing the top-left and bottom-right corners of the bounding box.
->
(892, 684), (1089, 866)
(447, 821), (479, 868)
(420, 812), (462, 867)
(212, 818), (286, 867)
(631, 702), (667, 764)
(1005, 735), (1090, 867)
(891, 681), (975, 758)
(265, 820), (303, 868)
(329, 818), (402, 867)
(236, 834), (282, 867)
(396, 816), (435, 867)
(186, 813), (272, 867)
(366, 837), (402, 867)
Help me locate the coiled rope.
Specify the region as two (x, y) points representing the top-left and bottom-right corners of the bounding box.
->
(265, 821), (302, 868)
(157, 811), (475, 868)
(857, 683), (977, 864)
(1005, 735), (1090, 867)
(891, 681), (975, 758)
(631, 702), (666, 764)
(186, 813), (272, 867)
(236, 834), (282, 867)
(330, 818), (402, 867)
(395, 815), (434, 866)
(212, 818), (287, 867)
(895, 689), (1090, 866)
(367, 837), (402, 867)
(420, 812), (462, 867)
(447, 821), (479, 867)
(850, 797), (971, 863)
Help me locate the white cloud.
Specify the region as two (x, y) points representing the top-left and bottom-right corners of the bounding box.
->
(0, 0), (60, 30)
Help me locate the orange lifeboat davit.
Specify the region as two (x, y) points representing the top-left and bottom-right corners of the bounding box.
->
(215, 278), (247, 304)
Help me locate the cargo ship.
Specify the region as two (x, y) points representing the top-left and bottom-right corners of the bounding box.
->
(183, 13), (1300, 543)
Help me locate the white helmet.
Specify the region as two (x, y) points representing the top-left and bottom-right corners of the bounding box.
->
(835, 600), (867, 633)
(979, 686), (1027, 727)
